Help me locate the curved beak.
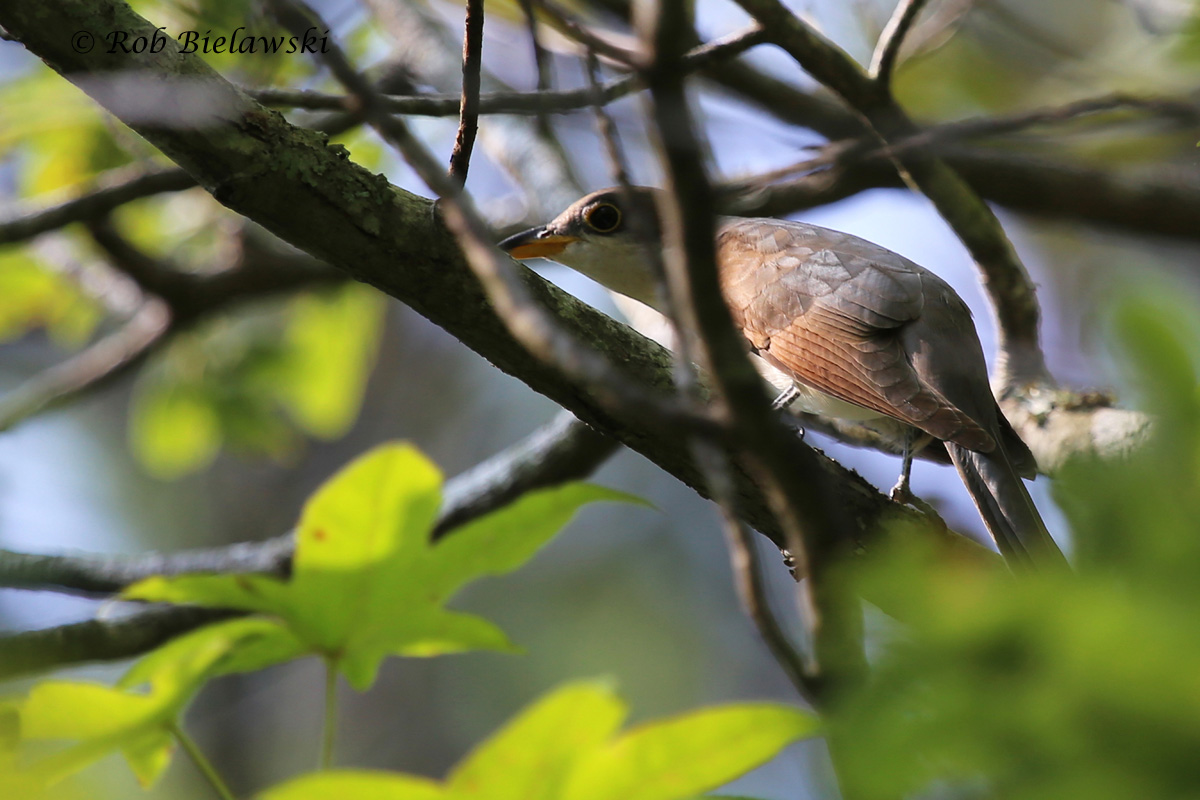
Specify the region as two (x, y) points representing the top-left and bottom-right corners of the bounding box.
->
(499, 226), (578, 260)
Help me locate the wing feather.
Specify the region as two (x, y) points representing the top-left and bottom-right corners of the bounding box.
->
(718, 218), (997, 452)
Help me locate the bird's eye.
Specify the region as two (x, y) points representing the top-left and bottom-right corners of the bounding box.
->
(584, 203), (622, 233)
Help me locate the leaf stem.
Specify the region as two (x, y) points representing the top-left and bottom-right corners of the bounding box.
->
(171, 723), (237, 800)
(321, 658), (338, 769)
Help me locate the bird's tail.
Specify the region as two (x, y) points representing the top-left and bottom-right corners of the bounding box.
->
(946, 442), (1068, 568)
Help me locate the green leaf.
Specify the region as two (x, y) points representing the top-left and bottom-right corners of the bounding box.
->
(8, 617), (273, 787)
(276, 284), (385, 439)
(257, 684), (804, 800)
(258, 770), (449, 800)
(117, 618), (305, 690)
(126, 443), (640, 690)
(128, 382), (223, 479)
(125, 284), (384, 479)
(0, 252), (100, 347)
(448, 681), (628, 800)
(426, 484), (647, 600)
(562, 704), (819, 800)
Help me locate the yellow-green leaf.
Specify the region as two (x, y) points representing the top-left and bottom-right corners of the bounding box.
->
(449, 681), (627, 800)
(562, 704), (819, 800)
(259, 770), (449, 800)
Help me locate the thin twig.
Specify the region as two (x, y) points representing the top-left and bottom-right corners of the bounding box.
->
(448, 0), (485, 185)
(248, 24), (766, 120)
(638, 0), (865, 704)
(0, 300), (171, 432)
(0, 537), (295, 597)
(516, 0), (556, 138)
(0, 415), (625, 679)
(0, 607), (238, 681)
(732, 0), (1050, 390)
(435, 410), (617, 535)
(275, 0), (723, 437)
(869, 0), (931, 84)
(719, 506), (815, 702)
(320, 661), (338, 769)
(171, 723), (238, 800)
(0, 167), (195, 246)
(877, 92), (1200, 158)
(537, 0), (640, 66)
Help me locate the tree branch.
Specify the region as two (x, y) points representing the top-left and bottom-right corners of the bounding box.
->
(0, 167), (194, 246)
(869, 0), (931, 84)
(0, 300), (170, 432)
(0, 607), (239, 681)
(448, 0), (485, 185)
(0, 410), (621, 678)
(733, 0), (1049, 389)
(638, 0), (865, 700)
(0, 0), (995, 609)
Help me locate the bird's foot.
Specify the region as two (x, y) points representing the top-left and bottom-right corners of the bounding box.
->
(771, 385), (801, 411)
(889, 477), (915, 505)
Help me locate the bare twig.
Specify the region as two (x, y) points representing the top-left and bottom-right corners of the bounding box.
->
(0, 607), (239, 681)
(0, 537), (295, 597)
(448, 0), (485, 185)
(732, 0), (1049, 390)
(247, 25), (765, 120)
(0, 167), (195, 246)
(720, 508), (814, 701)
(281, 0), (724, 438)
(0, 411), (621, 679)
(876, 93), (1200, 157)
(869, 0), (931, 84)
(434, 410), (618, 535)
(0, 300), (170, 432)
(537, 0), (640, 66)
(638, 0), (865, 703)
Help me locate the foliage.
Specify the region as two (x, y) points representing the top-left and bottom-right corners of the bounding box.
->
(129, 284), (385, 477)
(830, 293), (1200, 800)
(0, 251), (100, 347)
(261, 682), (816, 800)
(1, 443), (677, 795)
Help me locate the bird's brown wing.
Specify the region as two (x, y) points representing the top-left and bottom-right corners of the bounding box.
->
(717, 218), (996, 452)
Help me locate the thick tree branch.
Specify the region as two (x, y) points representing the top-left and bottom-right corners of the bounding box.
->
(0, 608), (238, 681)
(0, 0), (992, 606)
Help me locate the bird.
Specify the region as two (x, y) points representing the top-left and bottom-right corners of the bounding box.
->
(499, 187), (1067, 568)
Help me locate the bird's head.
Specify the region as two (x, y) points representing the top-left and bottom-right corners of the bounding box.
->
(499, 186), (665, 309)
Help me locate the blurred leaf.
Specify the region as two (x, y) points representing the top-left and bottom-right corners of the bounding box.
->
(0, 71), (124, 194)
(448, 681), (628, 799)
(259, 771), (451, 800)
(0, 252), (100, 347)
(562, 704), (817, 800)
(126, 443), (638, 689)
(833, 288), (1200, 800)
(5, 617), (276, 787)
(117, 618), (306, 690)
(126, 285), (384, 478)
(129, 382), (223, 479)
(275, 284), (386, 439)
(261, 682), (812, 800)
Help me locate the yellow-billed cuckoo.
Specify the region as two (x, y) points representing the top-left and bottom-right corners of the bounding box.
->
(500, 187), (1066, 567)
